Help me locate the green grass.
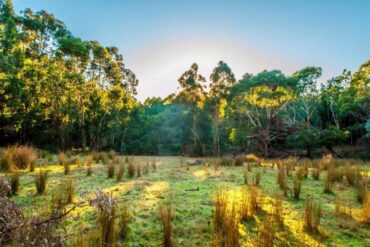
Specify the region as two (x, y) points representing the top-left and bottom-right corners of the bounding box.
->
(5, 156), (370, 246)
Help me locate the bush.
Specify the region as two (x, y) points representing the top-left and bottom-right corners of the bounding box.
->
(1, 146), (37, 171)
(29, 161), (37, 172)
(253, 172), (261, 186)
(35, 171), (48, 195)
(273, 196), (284, 228)
(137, 163), (141, 177)
(219, 157), (234, 166)
(243, 170), (248, 185)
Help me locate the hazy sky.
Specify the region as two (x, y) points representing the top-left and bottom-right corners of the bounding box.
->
(13, 0), (370, 101)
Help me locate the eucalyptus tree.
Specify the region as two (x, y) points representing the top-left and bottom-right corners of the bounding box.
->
(209, 61), (236, 156)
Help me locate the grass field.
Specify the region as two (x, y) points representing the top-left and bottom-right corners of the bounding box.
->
(3, 155), (370, 246)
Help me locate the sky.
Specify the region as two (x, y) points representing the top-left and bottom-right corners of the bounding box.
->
(13, 0), (370, 101)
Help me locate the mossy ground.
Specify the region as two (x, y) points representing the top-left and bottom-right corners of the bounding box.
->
(6, 156), (370, 246)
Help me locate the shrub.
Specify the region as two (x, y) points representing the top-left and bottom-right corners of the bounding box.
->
(344, 165), (356, 186)
(249, 185), (262, 216)
(117, 204), (131, 240)
(107, 163), (115, 178)
(86, 155), (93, 167)
(116, 164), (124, 182)
(293, 176), (302, 200)
(59, 152), (67, 166)
(64, 163), (71, 175)
(127, 162), (135, 178)
(35, 171), (48, 195)
(311, 168), (320, 180)
(158, 202), (173, 247)
(1, 146), (37, 171)
(303, 196), (322, 234)
(10, 172), (20, 196)
(73, 156), (82, 167)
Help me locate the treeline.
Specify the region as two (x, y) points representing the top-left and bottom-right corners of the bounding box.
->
(1, 1), (369, 157)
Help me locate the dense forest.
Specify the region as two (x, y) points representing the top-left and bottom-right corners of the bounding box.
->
(0, 0), (369, 158)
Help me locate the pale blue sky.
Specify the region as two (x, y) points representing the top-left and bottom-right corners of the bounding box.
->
(13, 0), (370, 101)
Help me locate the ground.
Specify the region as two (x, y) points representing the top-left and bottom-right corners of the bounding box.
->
(7, 156), (370, 246)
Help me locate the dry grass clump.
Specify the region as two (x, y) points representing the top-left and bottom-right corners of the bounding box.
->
(87, 163), (93, 176)
(303, 196), (322, 234)
(1, 145), (37, 171)
(243, 170), (248, 185)
(357, 176), (368, 204)
(343, 165), (356, 186)
(234, 154), (245, 166)
(257, 216), (275, 247)
(272, 195), (284, 228)
(86, 155), (93, 166)
(66, 178), (75, 203)
(143, 162), (149, 175)
(320, 154), (333, 170)
(90, 190), (116, 246)
(64, 162), (71, 175)
(107, 162), (115, 178)
(137, 163), (141, 177)
(152, 159), (157, 171)
(219, 156), (234, 166)
(213, 189), (239, 247)
(277, 163), (288, 192)
(158, 202), (173, 247)
(0, 196), (25, 243)
(116, 164), (125, 182)
(93, 152), (110, 164)
(334, 196), (352, 217)
(127, 162), (136, 178)
(0, 176), (12, 197)
(293, 175), (302, 200)
(34, 171), (48, 195)
(59, 152), (67, 166)
(29, 161), (37, 172)
(362, 193), (370, 224)
(117, 204), (131, 241)
(108, 150), (117, 160)
(311, 168), (320, 180)
(253, 171), (261, 186)
(245, 153), (260, 164)
(10, 172), (20, 196)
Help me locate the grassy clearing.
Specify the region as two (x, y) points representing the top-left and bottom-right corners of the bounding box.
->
(3, 156), (370, 246)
